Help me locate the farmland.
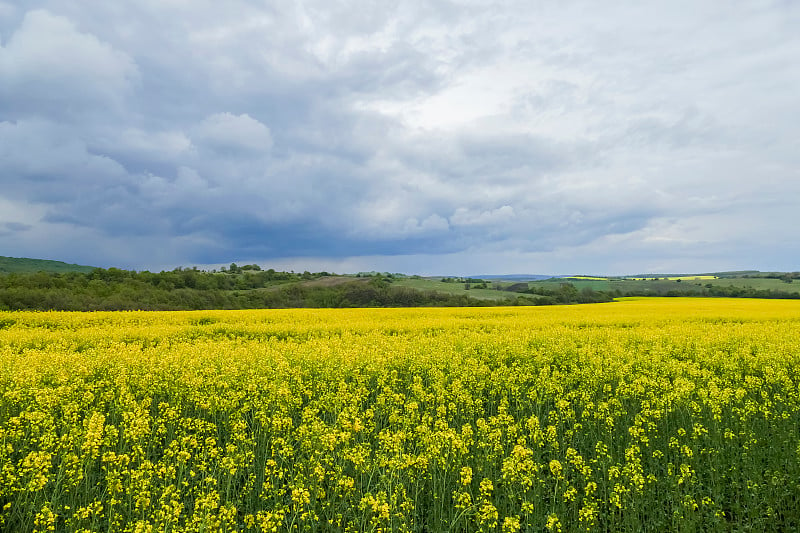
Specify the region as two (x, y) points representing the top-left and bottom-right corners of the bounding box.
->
(2, 299), (800, 531)
(1, 258), (798, 311)
(528, 276), (800, 294)
(391, 274), (800, 301)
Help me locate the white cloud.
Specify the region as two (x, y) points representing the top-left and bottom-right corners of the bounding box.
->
(402, 214), (450, 235)
(450, 206), (515, 227)
(0, 118), (127, 185)
(194, 112), (273, 154)
(0, 9), (139, 114)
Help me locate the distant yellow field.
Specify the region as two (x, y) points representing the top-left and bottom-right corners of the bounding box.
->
(666, 275), (718, 281)
(2, 298), (799, 531)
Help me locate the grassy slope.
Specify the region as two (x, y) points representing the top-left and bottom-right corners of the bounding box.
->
(0, 256), (96, 274)
(391, 278), (522, 301)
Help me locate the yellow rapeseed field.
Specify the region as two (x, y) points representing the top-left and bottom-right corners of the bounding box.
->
(1, 298), (799, 532)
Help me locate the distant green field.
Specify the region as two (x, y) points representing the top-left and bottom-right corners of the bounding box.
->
(393, 275), (800, 300)
(0, 256), (96, 274)
(392, 278), (522, 301)
(697, 277), (799, 291)
(529, 276), (800, 294)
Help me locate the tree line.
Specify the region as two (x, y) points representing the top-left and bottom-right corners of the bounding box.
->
(0, 268), (536, 311)
(3, 267), (796, 312)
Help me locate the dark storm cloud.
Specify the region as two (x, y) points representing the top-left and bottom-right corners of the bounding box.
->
(0, 1), (798, 272)
(0, 221), (32, 238)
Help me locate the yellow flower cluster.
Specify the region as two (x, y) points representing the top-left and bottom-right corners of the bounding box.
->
(1, 298), (800, 531)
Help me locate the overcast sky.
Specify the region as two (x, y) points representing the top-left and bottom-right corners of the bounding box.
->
(1, 1), (798, 275)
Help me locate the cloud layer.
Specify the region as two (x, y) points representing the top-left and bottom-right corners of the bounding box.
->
(1, 1), (799, 274)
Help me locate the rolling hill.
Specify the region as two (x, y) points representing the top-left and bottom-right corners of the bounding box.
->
(0, 256), (96, 274)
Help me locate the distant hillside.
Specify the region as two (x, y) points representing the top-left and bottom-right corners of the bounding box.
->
(0, 256), (96, 274)
(2, 262), (799, 311)
(0, 267), (548, 311)
(470, 274), (554, 281)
